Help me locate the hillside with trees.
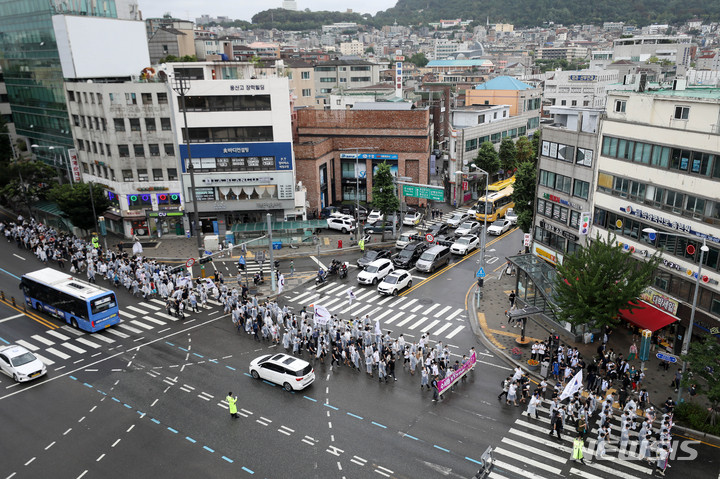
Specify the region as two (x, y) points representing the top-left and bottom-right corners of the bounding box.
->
(250, 9), (368, 31)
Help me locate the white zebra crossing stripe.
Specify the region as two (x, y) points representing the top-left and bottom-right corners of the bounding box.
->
(117, 323), (142, 334)
(410, 318), (434, 331)
(410, 304), (424, 313)
(139, 302), (161, 311)
(356, 290), (376, 301)
(60, 325), (84, 336)
(75, 337), (102, 349)
(493, 447), (562, 475)
(120, 310), (137, 319)
(150, 299), (166, 306)
(141, 316), (167, 326)
(447, 308), (463, 321)
(377, 295), (395, 305)
(130, 320), (154, 331)
(16, 339), (38, 351)
(33, 353), (54, 366)
(45, 348), (71, 360)
(322, 298), (344, 310)
(345, 303), (372, 316)
(154, 312), (177, 321)
(430, 323), (453, 337)
(398, 298), (417, 310)
(423, 303), (440, 315)
(568, 468), (605, 479)
(373, 309), (394, 322)
(395, 314), (417, 327)
(46, 330), (71, 341)
(435, 305), (452, 318)
(384, 312), (405, 324)
(60, 342), (87, 354)
(90, 333), (115, 343)
(500, 436), (568, 462)
(31, 334), (54, 346)
(105, 329), (129, 339)
(127, 305), (149, 315)
(445, 325), (465, 339)
(491, 459), (552, 479)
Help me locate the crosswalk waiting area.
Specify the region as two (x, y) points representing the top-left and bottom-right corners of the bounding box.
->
(284, 282), (467, 342)
(6, 298), (219, 368)
(489, 397), (659, 479)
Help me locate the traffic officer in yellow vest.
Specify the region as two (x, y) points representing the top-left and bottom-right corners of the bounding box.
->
(227, 392), (239, 419)
(358, 237), (365, 252)
(572, 435), (586, 464)
(91, 234), (100, 249)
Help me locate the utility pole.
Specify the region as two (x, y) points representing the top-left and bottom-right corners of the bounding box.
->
(267, 213), (276, 293)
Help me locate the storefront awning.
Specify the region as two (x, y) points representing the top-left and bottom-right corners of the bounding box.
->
(619, 300), (678, 332)
(230, 219), (327, 233)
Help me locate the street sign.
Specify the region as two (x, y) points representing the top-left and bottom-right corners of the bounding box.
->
(462, 181), (468, 190)
(656, 352), (678, 363)
(425, 233), (434, 243)
(523, 233), (532, 247)
(476, 267), (486, 278)
(402, 184), (445, 202)
(186, 258), (196, 268)
(204, 250), (212, 256)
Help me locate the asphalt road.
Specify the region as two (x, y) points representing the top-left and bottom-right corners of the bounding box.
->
(0, 220), (718, 478)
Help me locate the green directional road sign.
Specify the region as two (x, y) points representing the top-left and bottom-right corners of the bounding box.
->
(402, 184), (445, 201)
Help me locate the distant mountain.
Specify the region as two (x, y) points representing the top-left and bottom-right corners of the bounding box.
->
(373, 0), (720, 28)
(251, 9), (367, 31)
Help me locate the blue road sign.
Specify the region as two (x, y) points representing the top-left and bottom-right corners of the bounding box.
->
(204, 250), (212, 256)
(656, 352), (678, 363)
(238, 256), (246, 265)
(476, 267), (486, 278)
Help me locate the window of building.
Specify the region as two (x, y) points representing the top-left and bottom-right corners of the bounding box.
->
(83, 92), (88, 103)
(674, 106), (690, 120)
(90, 92), (95, 104)
(576, 148), (593, 167)
(92, 142), (98, 154)
(167, 168), (177, 180)
(301, 89), (312, 97)
(127, 194), (152, 209)
(81, 116), (86, 128)
(72, 115), (80, 127)
(153, 169), (164, 181)
(670, 149), (691, 171)
(99, 143), (104, 155)
(122, 169), (134, 181)
(149, 144), (160, 157)
(145, 118), (156, 131)
(161, 118), (172, 130)
(157, 92), (168, 104)
(560, 100), (567, 106)
(465, 138), (478, 152)
(569, 210), (581, 228)
(555, 174), (571, 194)
(301, 71), (310, 79)
(157, 193), (181, 206)
(134, 144), (145, 157)
(490, 132), (501, 143)
(319, 77), (335, 83)
(129, 118), (141, 131)
(613, 176), (629, 197)
(184, 95), (272, 112)
(164, 143), (175, 156)
(81, 162), (89, 173)
(614, 100), (626, 113)
(137, 169), (148, 182)
(141, 93), (153, 105)
(118, 145), (130, 157)
(571, 100), (577, 106)
(664, 190), (684, 212)
(184, 126), (273, 143)
(114, 118), (125, 132)
(126, 93), (137, 105)
(686, 195), (705, 217)
(101, 118), (107, 131)
(573, 179), (590, 199)
(68, 91), (75, 102)
(629, 180), (645, 200)
(97, 93), (102, 105)
(350, 77), (371, 82)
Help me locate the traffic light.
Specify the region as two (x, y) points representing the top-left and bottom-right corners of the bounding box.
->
(238, 262), (245, 271)
(436, 239), (453, 247)
(198, 256), (213, 265)
(409, 235), (424, 242)
(168, 265), (185, 275)
(477, 278), (484, 288)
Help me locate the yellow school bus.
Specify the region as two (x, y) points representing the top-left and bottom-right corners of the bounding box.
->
(475, 186), (515, 223)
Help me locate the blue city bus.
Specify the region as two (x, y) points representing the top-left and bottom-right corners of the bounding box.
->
(20, 268), (120, 333)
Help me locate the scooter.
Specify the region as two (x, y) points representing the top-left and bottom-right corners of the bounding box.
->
(338, 262), (348, 279)
(315, 270), (328, 285)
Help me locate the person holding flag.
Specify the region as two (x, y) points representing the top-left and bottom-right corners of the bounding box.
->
(347, 288), (356, 306)
(559, 369), (583, 401)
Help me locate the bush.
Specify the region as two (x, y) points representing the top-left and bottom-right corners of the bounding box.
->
(675, 402), (720, 435)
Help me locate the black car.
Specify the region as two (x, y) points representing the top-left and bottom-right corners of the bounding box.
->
(363, 224), (394, 235)
(427, 223), (449, 236)
(357, 249), (393, 268)
(393, 242), (429, 268)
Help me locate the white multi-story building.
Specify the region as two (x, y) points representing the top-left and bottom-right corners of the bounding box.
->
(161, 62), (303, 237)
(613, 35), (696, 67)
(65, 79), (182, 238)
(593, 85), (720, 352)
(340, 40), (364, 57)
(543, 69), (619, 112)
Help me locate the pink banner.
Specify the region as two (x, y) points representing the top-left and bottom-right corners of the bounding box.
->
(438, 351), (476, 395)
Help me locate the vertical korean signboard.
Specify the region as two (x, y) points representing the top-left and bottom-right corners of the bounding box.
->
(68, 148), (82, 183)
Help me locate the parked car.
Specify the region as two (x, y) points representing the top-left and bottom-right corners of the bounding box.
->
(450, 235), (480, 255)
(377, 269), (412, 296)
(505, 208), (518, 225)
(357, 249), (393, 268)
(393, 241), (428, 269)
(326, 216), (356, 233)
(455, 220), (482, 237)
(403, 210), (423, 226)
(249, 353), (315, 392)
(364, 224), (394, 235)
(0, 344), (47, 382)
(357, 258), (394, 285)
(366, 209), (383, 225)
(446, 212), (472, 227)
(487, 218), (512, 236)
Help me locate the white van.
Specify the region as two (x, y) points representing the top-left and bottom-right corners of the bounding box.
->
(396, 230), (418, 250)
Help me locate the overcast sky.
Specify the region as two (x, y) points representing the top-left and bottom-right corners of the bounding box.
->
(140, 0), (397, 22)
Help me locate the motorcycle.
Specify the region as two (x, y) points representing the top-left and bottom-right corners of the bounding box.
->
(253, 271), (265, 285)
(338, 262), (348, 279)
(327, 259), (340, 276)
(315, 270), (328, 285)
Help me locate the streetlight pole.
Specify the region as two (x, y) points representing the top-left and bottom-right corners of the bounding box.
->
(642, 227), (708, 403)
(470, 165), (489, 271)
(172, 73), (204, 257)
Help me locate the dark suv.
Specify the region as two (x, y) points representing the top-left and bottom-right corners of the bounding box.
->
(393, 242), (428, 269)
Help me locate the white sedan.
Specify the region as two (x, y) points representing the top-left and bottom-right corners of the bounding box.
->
(403, 211), (422, 226)
(505, 208), (518, 225)
(446, 212), (471, 227)
(487, 219), (512, 236)
(450, 235), (480, 255)
(456, 220), (481, 236)
(0, 344), (47, 382)
(357, 258), (394, 285)
(377, 269), (412, 296)
(366, 210), (383, 225)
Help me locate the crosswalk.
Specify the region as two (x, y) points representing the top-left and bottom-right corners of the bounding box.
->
(4, 298), (220, 369)
(283, 281), (467, 343)
(489, 398), (657, 479)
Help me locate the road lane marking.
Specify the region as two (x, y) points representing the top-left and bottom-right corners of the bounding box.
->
(75, 337), (102, 349)
(0, 313), (24, 323)
(13, 254), (25, 261)
(61, 342), (87, 354)
(408, 317), (431, 330)
(130, 320), (154, 330)
(16, 340), (38, 351)
(430, 323), (453, 337)
(46, 330), (71, 341)
(395, 314), (416, 327)
(105, 329), (129, 338)
(117, 323), (142, 334)
(445, 325), (465, 339)
(398, 298), (417, 310)
(45, 348), (71, 359)
(384, 312), (405, 325)
(31, 334), (55, 346)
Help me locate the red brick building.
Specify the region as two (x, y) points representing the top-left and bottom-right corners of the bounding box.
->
(294, 108), (431, 214)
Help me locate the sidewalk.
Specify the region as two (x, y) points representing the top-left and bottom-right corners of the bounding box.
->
(468, 262), (719, 445)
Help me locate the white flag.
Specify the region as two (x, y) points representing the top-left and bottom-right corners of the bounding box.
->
(278, 274), (285, 294)
(559, 370), (583, 401)
(314, 304), (331, 325)
(132, 241), (143, 255)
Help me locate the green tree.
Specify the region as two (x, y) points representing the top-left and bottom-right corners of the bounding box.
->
(0, 118), (13, 165)
(499, 138), (517, 176)
(531, 130), (541, 161)
(371, 162), (400, 239)
(511, 161), (536, 233)
(553, 233), (661, 330)
(0, 160), (57, 217)
(49, 182), (112, 232)
(409, 52), (429, 67)
(681, 333), (720, 412)
(515, 136), (533, 164)
(475, 141), (500, 180)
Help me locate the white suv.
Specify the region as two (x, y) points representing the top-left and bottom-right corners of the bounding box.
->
(357, 258), (394, 285)
(327, 216), (356, 233)
(249, 353), (315, 391)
